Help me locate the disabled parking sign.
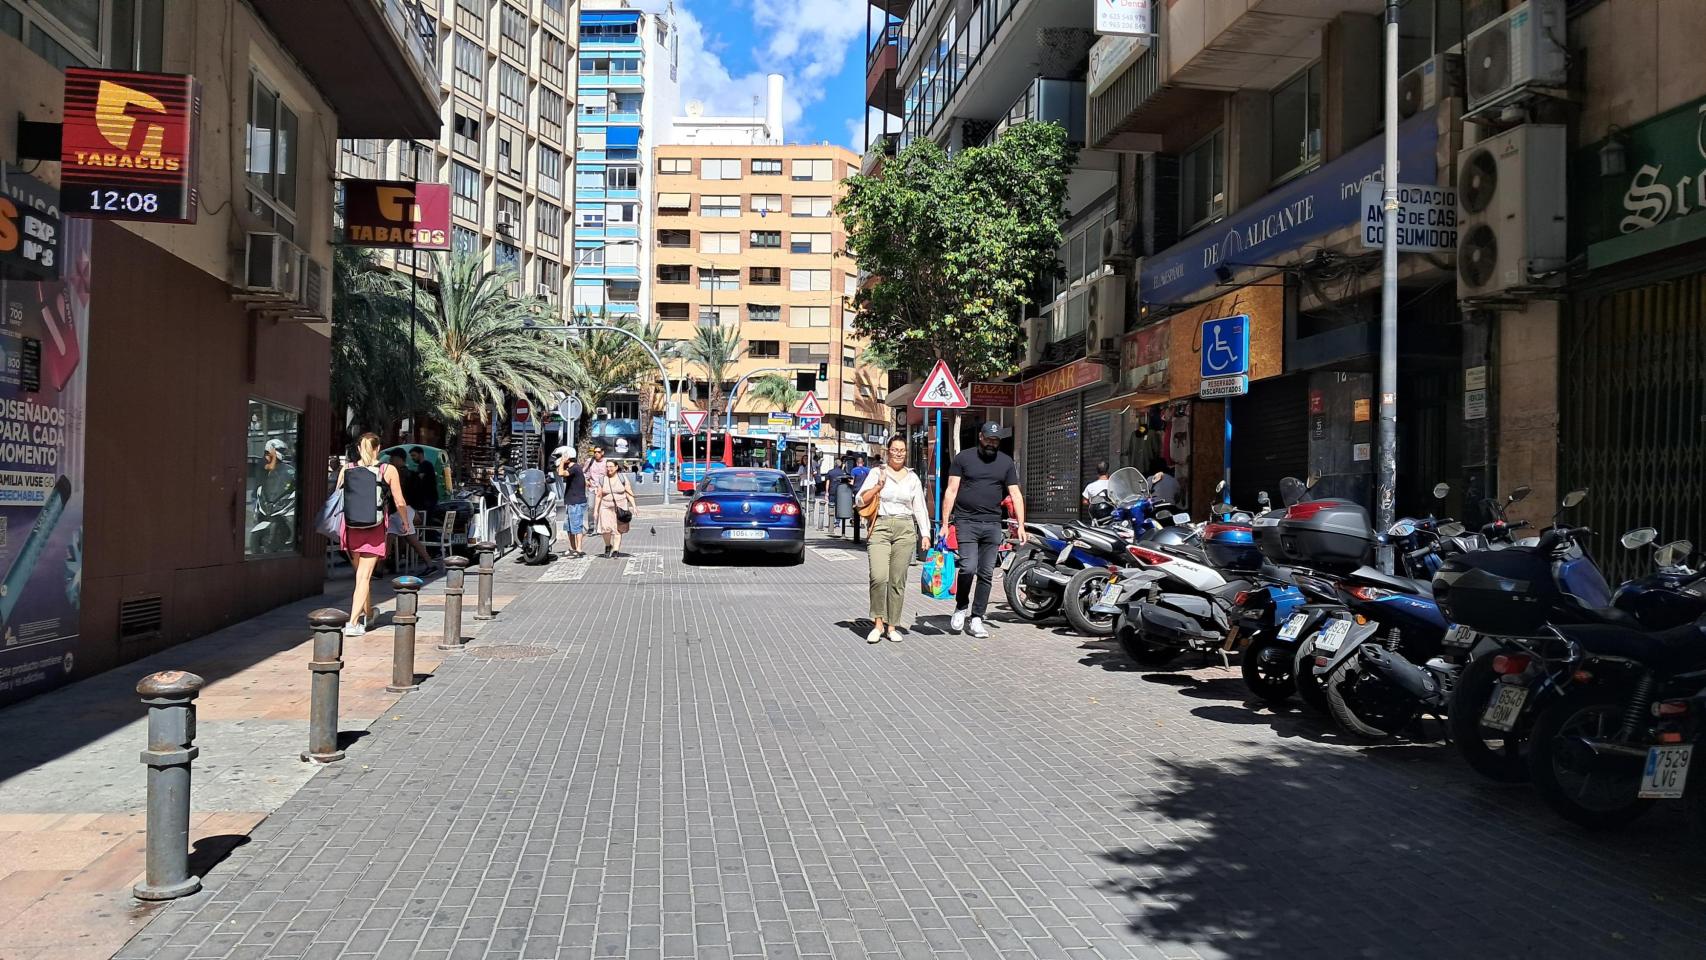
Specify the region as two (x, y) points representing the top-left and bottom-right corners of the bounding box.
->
(1200, 315), (1249, 378)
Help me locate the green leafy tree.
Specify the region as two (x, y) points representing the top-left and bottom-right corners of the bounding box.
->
(562, 306), (671, 451)
(747, 373), (801, 412)
(838, 120), (1075, 381)
(680, 323), (747, 422)
(331, 245), (433, 443)
(420, 252), (571, 425)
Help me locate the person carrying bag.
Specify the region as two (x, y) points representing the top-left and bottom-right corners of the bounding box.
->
(857, 435), (931, 644)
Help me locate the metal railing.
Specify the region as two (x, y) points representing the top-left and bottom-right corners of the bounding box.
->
(867, 22), (901, 69)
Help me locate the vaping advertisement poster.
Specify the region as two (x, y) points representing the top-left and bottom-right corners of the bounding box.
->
(0, 217), (88, 705)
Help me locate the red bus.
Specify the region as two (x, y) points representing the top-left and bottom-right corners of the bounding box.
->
(675, 432), (783, 492)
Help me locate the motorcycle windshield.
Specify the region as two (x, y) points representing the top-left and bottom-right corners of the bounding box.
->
(1108, 467), (1151, 505)
(516, 470), (550, 509)
(1279, 477), (1308, 507)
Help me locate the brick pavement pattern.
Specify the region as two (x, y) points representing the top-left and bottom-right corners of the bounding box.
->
(115, 520), (1706, 960)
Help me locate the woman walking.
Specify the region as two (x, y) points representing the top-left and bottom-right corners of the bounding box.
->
(338, 433), (411, 636)
(857, 435), (931, 644)
(597, 460), (638, 557)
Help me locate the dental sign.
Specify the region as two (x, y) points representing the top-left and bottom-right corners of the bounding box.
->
(342, 180), (452, 250)
(60, 68), (202, 224)
(1095, 0), (1150, 37)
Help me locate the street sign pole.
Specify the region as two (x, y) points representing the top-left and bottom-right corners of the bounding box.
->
(1376, 0), (1401, 573)
(933, 409), (942, 540)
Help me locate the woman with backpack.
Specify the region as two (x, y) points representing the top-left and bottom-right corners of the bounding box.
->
(337, 433), (412, 636)
(596, 460), (637, 558)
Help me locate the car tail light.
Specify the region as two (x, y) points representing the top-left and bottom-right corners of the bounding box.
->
(1492, 654), (1531, 675)
(692, 501), (720, 514)
(1348, 585), (1391, 602)
(1126, 545), (1172, 565)
(771, 503), (800, 515)
(1655, 699), (1692, 718)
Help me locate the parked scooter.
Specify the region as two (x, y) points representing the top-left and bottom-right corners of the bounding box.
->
(503, 467), (560, 565)
(1008, 468), (1157, 629)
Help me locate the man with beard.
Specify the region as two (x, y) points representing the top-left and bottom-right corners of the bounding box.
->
(940, 422), (1028, 638)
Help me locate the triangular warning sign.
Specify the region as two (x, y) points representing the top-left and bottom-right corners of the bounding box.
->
(681, 410), (708, 432)
(913, 360), (969, 408)
(795, 391), (823, 418)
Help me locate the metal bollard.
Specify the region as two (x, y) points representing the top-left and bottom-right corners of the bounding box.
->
(303, 609), (348, 763)
(474, 540), (496, 621)
(437, 556), (470, 651)
(387, 576), (424, 693)
(134, 670), (204, 901)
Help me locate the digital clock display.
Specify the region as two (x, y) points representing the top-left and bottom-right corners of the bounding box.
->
(84, 190), (163, 215)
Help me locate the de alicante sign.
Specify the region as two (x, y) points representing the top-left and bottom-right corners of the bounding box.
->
(1576, 97), (1706, 268)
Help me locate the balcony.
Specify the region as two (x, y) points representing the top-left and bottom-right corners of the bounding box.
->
(1166, 0), (1381, 91)
(982, 78), (1084, 147)
(249, 0), (440, 137)
(866, 22), (901, 114)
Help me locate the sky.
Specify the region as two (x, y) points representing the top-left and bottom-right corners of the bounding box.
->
(629, 0), (880, 152)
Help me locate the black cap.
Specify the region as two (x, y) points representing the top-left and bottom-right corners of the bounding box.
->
(979, 422), (1003, 440)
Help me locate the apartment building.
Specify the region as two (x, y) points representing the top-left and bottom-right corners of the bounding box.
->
(650, 144), (890, 453)
(673, 74), (786, 147)
(338, 0), (579, 311)
(0, 0), (438, 705)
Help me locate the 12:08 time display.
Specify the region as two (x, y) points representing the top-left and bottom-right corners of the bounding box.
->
(86, 190), (161, 214)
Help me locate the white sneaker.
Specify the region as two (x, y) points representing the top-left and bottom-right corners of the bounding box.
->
(866, 626), (884, 644)
(342, 622), (366, 638)
(950, 609), (968, 633)
(888, 625), (905, 642)
(967, 617), (990, 639)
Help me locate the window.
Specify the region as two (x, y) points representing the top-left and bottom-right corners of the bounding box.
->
(453, 111), (481, 159)
(606, 166), (639, 190)
(576, 208), (605, 229)
(499, 2), (527, 62)
(789, 342), (830, 364)
(110, 0), (166, 71)
(495, 241), (520, 271)
(657, 264), (691, 284)
(843, 346), (857, 366)
(699, 268), (740, 290)
(496, 194), (522, 235)
(1271, 63), (1323, 181)
(748, 339), (781, 359)
(455, 0), (484, 33)
(700, 195), (741, 217)
(539, 90), (565, 141)
(579, 91), (608, 117)
(1180, 130), (1225, 231)
(790, 306), (831, 327)
(454, 35), (483, 97)
(657, 302), (690, 321)
(453, 226), (480, 255)
(246, 399), (302, 558)
(605, 202), (637, 225)
(702, 158), (742, 180)
(697, 305), (738, 327)
(610, 57), (640, 75)
(246, 74), (299, 236)
(700, 232), (739, 254)
(752, 158), (783, 175)
(496, 125), (523, 179)
(580, 17), (638, 41)
(1399, 0), (1463, 76)
(750, 230), (781, 249)
(750, 267), (781, 286)
(451, 163), (481, 223)
(657, 229), (691, 248)
(751, 194), (783, 214)
(607, 243), (637, 268)
(608, 281), (641, 304)
(498, 64), (526, 120)
(579, 246), (606, 269)
(537, 261), (562, 301)
(659, 156), (692, 174)
(538, 146), (563, 198)
(748, 305), (781, 323)
(791, 158), (834, 181)
(791, 196), (832, 217)
(612, 92), (643, 116)
(657, 192), (691, 211)
(790, 269), (830, 292)
(537, 203), (563, 253)
(540, 31), (568, 87)
(790, 233), (831, 254)
(580, 55), (607, 76)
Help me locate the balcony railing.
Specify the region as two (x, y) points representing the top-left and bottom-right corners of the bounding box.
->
(899, 0), (1021, 149)
(983, 78), (1085, 147)
(867, 22), (901, 69)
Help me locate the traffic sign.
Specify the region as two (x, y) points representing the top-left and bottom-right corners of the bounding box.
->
(681, 410), (708, 433)
(767, 412), (793, 428)
(914, 359), (969, 408)
(799, 416), (822, 437)
(1200, 314), (1250, 379)
(795, 391), (823, 418)
(1200, 375), (1249, 399)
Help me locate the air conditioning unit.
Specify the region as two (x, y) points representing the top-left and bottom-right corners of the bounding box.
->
(1024, 315), (1048, 368)
(497, 212), (517, 235)
(242, 232), (303, 299)
(1464, 0), (1567, 113)
(1456, 124), (1567, 303)
(295, 258), (329, 320)
(1399, 53), (1464, 119)
(1085, 274), (1126, 349)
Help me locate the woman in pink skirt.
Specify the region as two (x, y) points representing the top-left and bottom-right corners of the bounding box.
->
(338, 433), (412, 636)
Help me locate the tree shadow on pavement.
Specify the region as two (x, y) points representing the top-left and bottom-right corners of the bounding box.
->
(1095, 745), (1706, 959)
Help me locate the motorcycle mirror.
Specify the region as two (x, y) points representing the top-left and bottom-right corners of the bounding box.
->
(1432, 482), (1450, 500)
(1620, 527), (1659, 550)
(1438, 522), (1466, 537)
(1508, 485), (1532, 504)
(1215, 480), (1226, 493)
(1305, 473), (1320, 489)
(1388, 521), (1416, 537)
(1257, 490), (1270, 507)
(1561, 488), (1588, 508)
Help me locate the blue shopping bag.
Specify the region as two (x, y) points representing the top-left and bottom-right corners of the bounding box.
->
(920, 537), (957, 600)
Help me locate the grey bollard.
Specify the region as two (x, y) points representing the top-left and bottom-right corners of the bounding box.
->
(303, 609), (348, 763)
(437, 556), (470, 651)
(474, 540), (496, 621)
(387, 576), (424, 693)
(135, 670), (204, 901)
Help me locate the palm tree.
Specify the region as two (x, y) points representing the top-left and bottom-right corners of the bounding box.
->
(747, 373), (801, 412)
(561, 306), (671, 450)
(420, 252), (572, 426)
(331, 245), (424, 443)
(680, 322), (746, 422)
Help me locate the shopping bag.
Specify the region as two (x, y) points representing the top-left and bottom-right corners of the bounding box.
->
(920, 538), (957, 600)
(314, 489), (344, 539)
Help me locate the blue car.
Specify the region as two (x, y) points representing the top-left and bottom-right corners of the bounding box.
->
(683, 468), (805, 565)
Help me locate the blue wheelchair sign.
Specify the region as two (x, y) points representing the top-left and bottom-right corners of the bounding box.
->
(1200, 314), (1250, 378)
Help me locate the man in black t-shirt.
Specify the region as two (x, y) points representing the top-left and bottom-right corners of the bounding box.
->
(557, 449), (589, 556)
(941, 422), (1028, 638)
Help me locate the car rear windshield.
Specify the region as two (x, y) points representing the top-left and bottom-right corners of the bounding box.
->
(702, 472), (792, 495)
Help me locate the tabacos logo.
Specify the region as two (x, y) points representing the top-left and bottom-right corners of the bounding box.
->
(75, 80), (181, 172)
(344, 180), (452, 250)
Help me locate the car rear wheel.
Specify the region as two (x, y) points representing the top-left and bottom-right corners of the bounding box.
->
(786, 547), (805, 566)
(682, 545), (702, 565)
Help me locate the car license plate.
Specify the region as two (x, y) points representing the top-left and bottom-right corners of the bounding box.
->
(726, 529), (766, 540)
(1639, 745), (1693, 800)
(1480, 683), (1528, 732)
(1277, 613), (1308, 641)
(1313, 619), (1351, 653)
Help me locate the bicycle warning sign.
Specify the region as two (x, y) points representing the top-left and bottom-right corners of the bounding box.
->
(913, 360), (969, 409)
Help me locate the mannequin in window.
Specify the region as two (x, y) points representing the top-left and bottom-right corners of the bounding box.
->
(1123, 417), (1163, 474)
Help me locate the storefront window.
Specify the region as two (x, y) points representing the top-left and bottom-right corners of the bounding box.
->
(246, 400), (302, 557)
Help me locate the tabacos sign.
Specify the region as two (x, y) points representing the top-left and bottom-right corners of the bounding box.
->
(342, 180), (452, 250)
(60, 68), (201, 224)
(1578, 97), (1706, 267)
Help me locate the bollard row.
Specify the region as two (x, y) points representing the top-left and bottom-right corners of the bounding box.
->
(437, 556), (470, 651)
(303, 608), (347, 764)
(387, 576), (424, 693)
(474, 540), (496, 621)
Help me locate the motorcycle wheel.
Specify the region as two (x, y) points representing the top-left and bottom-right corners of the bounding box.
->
(1240, 636), (1295, 705)
(1326, 653), (1417, 741)
(1062, 567), (1116, 637)
(1115, 622), (1181, 667)
(1527, 686), (1655, 830)
(523, 534), (549, 565)
(1294, 645), (1332, 714)
(1447, 652), (1530, 783)
(1003, 558), (1061, 622)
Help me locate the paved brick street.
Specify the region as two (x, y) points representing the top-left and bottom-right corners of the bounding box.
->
(112, 515), (1706, 960)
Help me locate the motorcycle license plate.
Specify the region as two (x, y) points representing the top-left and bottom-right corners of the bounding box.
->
(1099, 583), (1121, 604)
(1639, 745), (1693, 800)
(1478, 683), (1527, 732)
(1313, 619), (1351, 653)
(1057, 544), (1074, 564)
(1277, 613), (1308, 641)
(1171, 512), (1191, 525)
(726, 529), (767, 540)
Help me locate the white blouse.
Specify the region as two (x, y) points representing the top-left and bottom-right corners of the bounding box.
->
(857, 467), (932, 536)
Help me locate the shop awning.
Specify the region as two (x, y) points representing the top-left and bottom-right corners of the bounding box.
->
(1087, 389), (1172, 413)
(606, 126), (642, 148)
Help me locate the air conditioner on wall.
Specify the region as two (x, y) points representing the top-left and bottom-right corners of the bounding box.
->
(295, 258), (329, 320)
(1464, 0), (1567, 113)
(242, 232), (304, 299)
(497, 212), (517, 235)
(1456, 124), (1567, 304)
(1399, 53), (1464, 119)
(1085, 274), (1126, 355)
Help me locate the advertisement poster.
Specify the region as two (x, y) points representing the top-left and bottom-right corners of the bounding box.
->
(0, 219), (89, 705)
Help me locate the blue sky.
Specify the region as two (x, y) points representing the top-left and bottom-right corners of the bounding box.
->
(632, 0), (875, 151)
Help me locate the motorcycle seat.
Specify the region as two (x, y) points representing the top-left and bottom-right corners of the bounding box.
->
(1350, 565), (1432, 598)
(1211, 580), (1251, 603)
(1028, 523), (1066, 541)
(1160, 541), (1211, 565)
(1553, 619), (1706, 674)
(1074, 527), (1127, 553)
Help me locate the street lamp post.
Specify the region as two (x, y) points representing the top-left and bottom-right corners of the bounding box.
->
(723, 366), (797, 431)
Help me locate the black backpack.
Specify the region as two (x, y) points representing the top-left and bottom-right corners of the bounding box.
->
(343, 464), (387, 529)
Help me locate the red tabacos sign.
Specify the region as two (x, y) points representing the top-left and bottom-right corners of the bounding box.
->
(342, 180), (452, 250)
(60, 68), (201, 224)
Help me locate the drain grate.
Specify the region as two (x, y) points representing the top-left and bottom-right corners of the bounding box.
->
(467, 644), (557, 661)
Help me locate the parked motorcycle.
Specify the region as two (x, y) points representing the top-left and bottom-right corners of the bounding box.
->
(1010, 468), (1157, 629)
(502, 467), (560, 565)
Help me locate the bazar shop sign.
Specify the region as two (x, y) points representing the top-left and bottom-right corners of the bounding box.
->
(60, 68), (201, 224)
(1016, 358), (1110, 407)
(343, 180), (452, 250)
(1141, 107), (1439, 305)
(1576, 97), (1706, 268)
(969, 382), (1017, 407)
(0, 166), (60, 279)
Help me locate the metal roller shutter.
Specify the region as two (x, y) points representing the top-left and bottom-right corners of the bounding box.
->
(1026, 395), (1080, 519)
(1229, 376), (1309, 507)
